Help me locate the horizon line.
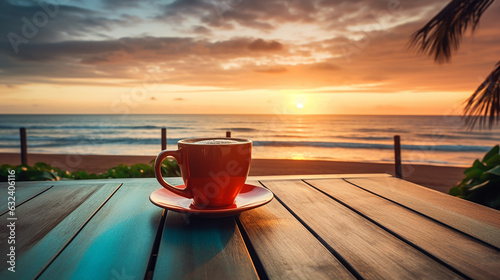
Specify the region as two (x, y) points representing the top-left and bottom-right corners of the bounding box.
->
(0, 113), (464, 117)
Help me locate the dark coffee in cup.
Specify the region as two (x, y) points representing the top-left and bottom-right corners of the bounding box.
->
(193, 139), (240, 145)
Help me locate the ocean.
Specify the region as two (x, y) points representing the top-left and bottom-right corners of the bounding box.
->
(0, 114), (499, 167)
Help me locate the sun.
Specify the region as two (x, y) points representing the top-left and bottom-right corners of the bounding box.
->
(296, 103), (304, 109)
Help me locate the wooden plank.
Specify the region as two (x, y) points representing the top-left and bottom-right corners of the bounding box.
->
(247, 173), (391, 181)
(0, 181), (53, 215)
(38, 181), (163, 280)
(43, 177), (178, 186)
(347, 177), (500, 248)
(0, 174), (391, 191)
(0, 183), (121, 279)
(0, 183), (104, 269)
(153, 211), (258, 280)
(307, 178), (500, 280)
(15, 174), (390, 187)
(48, 178), (157, 185)
(238, 180), (355, 280)
(260, 179), (464, 279)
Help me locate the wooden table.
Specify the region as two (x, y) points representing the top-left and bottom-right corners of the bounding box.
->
(1, 174), (499, 279)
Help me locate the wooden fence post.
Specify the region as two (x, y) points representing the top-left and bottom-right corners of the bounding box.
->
(20, 127), (28, 165)
(394, 135), (402, 179)
(226, 131), (231, 138)
(161, 128), (167, 151)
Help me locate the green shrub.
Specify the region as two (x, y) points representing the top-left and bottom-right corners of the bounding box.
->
(449, 145), (500, 210)
(0, 162), (60, 181)
(156, 159), (181, 177)
(0, 159), (180, 181)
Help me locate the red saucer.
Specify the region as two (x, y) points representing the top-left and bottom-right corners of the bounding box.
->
(149, 184), (274, 217)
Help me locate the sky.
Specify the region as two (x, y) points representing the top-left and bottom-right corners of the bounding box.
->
(1, 0), (499, 115)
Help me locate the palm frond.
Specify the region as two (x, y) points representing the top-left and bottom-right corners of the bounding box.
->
(409, 0), (494, 63)
(463, 61), (500, 128)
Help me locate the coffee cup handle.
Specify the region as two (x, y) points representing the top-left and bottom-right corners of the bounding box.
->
(154, 150), (192, 198)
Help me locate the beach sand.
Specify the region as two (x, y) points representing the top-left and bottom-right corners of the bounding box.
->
(0, 153), (465, 194)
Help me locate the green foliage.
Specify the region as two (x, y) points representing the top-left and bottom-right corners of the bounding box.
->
(0, 159), (180, 181)
(156, 159), (181, 177)
(449, 145), (500, 210)
(0, 162), (61, 181)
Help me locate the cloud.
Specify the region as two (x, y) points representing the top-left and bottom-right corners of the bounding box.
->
(101, 0), (154, 9)
(310, 63), (340, 72)
(1, 24), (499, 93)
(254, 67), (287, 74)
(0, 0), (498, 98)
(0, 36), (288, 84)
(0, 1), (133, 47)
(248, 38), (283, 51)
(174, 98), (184, 101)
(191, 25), (212, 35)
(154, 0), (443, 35)
(156, 0), (321, 31)
(1, 36), (285, 62)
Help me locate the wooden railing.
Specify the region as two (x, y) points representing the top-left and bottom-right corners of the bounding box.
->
(16, 128), (404, 178)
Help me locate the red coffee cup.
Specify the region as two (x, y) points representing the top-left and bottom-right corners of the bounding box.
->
(154, 138), (252, 208)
